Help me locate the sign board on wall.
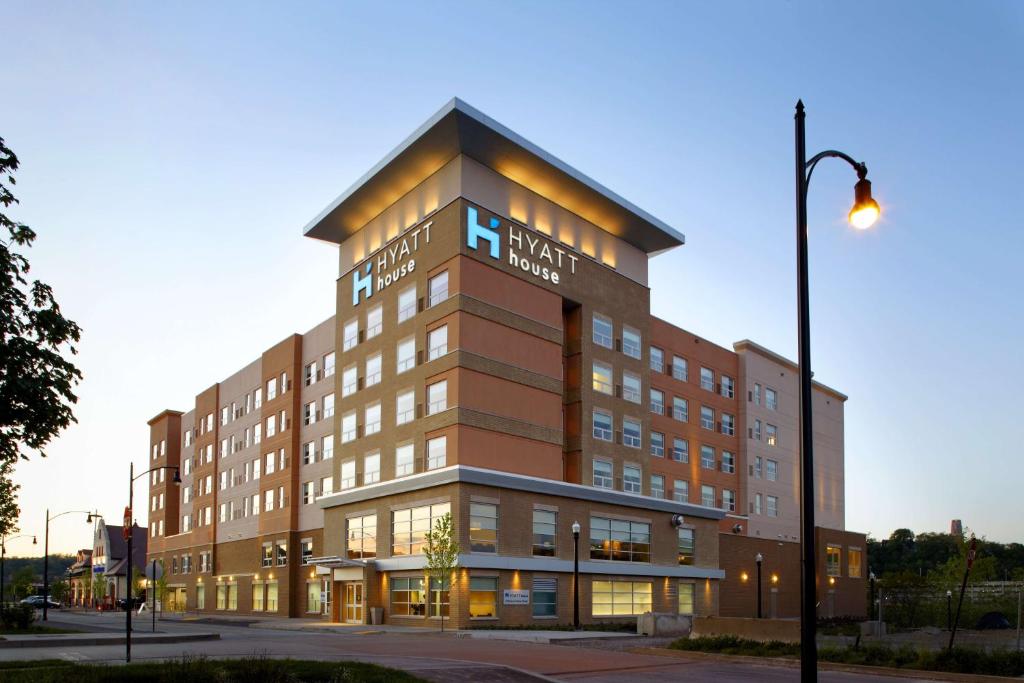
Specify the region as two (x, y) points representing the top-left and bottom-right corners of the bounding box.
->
(503, 589), (530, 605)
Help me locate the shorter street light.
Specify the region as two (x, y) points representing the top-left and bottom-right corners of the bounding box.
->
(1, 534), (37, 610)
(946, 590), (953, 631)
(43, 510), (94, 621)
(755, 553), (764, 619)
(571, 520), (581, 631)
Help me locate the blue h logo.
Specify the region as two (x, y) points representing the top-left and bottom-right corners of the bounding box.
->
(352, 262), (373, 306)
(467, 206), (500, 259)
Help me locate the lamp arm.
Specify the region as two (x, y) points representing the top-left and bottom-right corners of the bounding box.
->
(805, 150), (868, 190)
(49, 510), (93, 522)
(132, 465), (178, 484)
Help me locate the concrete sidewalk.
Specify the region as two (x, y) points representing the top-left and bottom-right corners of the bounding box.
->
(0, 631), (220, 649)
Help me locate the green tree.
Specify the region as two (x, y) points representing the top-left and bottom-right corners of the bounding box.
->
(11, 566), (34, 599)
(423, 512), (459, 632)
(49, 577), (68, 605)
(91, 574), (107, 606)
(0, 137), (83, 533)
(155, 559), (168, 608)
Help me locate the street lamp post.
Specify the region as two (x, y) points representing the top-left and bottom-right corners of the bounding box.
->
(43, 509), (93, 621)
(869, 571), (876, 621)
(946, 590), (953, 631)
(755, 553), (764, 619)
(126, 461), (179, 663)
(1, 534), (37, 610)
(572, 520), (581, 631)
(794, 100), (880, 682)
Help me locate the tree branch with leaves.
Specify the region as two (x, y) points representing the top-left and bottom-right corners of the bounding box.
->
(424, 511), (459, 632)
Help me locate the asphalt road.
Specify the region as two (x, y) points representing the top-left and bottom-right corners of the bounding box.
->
(4, 611), (942, 682)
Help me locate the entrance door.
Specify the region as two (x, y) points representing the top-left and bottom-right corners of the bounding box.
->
(343, 583), (363, 623)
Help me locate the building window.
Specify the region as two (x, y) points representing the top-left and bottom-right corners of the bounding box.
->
(649, 389), (664, 415)
(427, 380), (447, 414)
(397, 286), (417, 324)
(766, 388), (778, 410)
(429, 577), (450, 618)
(767, 495), (779, 517)
(622, 418), (641, 449)
(678, 528), (695, 565)
(216, 584), (226, 610)
(261, 542), (273, 568)
(392, 503), (449, 556)
(622, 372), (641, 403)
(592, 314), (613, 349)
(395, 443), (415, 477)
(303, 400), (318, 426)
(651, 474), (665, 499)
(766, 424), (778, 446)
(302, 481), (314, 504)
(672, 355), (688, 381)
(301, 539), (313, 565)
(320, 476), (333, 496)
(826, 545), (842, 576)
(342, 318), (359, 352)
(469, 577), (497, 618)
(678, 582), (695, 615)
(848, 548), (863, 578)
(323, 351), (336, 378)
(590, 517), (650, 562)
(264, 490), (273, 512)
(673, 480), (688, 503)
(532, 509), (556, 557)
(322, 435), (334, 460)
(276, 541), (287, 566)
(364, 452), (380, 484)
(428, 271), (449, 307)
(306, 582), (320, 613)
(426, 436), (446, 470)
(753, 419), (762, 441)
(753, 383), (762, 405)
(622, 327), (641, 359)
(428, 325), (448, 360)
(721, 413), (735, 436)
(700, 367), (714, 391)
(396, 390), (415, 425)
(255, 581), (268, 612)
(532, 578), (557, 618)
(623, 464), (641, 493)
(323, 393), (335, 419)
(365, 353), (382, 387)
(592, 361), (613, 395)
(341, 412), (356, 443)
(592, 581), (651, 616)
(397, 337), (416, 373)
(364, 402), (381, 436)
(649, 346), (664, 372)
(390, 577), (425, 616)
(672, 397), (688, 422)
(593, 459), (613, 489)
(700, 406), (714, 430)
(304, 361), (317, 387)
(701, 485), (715, 508)
(366, 304), (382, 339)
(721, 375), (734, 398)
(469, 503), (498, 553)
(650, 431), (665, 457)
(340, 459), (356, 490)
(592, 410), (613, 441)
(346, 514), (377, 559)
(672, 438), (689, 463)
(721, 450), (735, 474)
(722, 489), (736, 511)
(266, 582), (279, 612)
(766, 459), (778, 481)
(342, 366), (357, 397)
(302, 441), (315, 465)
(755, 493), (762, 515)
(700, 445), (715, 469)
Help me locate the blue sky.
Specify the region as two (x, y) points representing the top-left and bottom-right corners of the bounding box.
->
(5, 1), (1022, 554)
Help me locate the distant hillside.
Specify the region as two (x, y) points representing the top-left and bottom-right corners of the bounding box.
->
(0, 555), (76, 582)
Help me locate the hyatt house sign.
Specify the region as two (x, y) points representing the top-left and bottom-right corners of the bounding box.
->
(352, 206), (579, 305)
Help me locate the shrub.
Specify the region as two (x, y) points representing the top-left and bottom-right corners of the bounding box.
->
(0, 603), (37, 630)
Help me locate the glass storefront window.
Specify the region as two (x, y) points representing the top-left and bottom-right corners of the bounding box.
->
(469, 577), (497, 618)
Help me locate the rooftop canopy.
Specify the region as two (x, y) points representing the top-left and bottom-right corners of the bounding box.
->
(303, 98), (685, 254)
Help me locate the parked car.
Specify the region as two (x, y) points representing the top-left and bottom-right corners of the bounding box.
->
(115, 596), (146, 611)
(976, 611), (1011, 630)
(19, 595), (60, 609)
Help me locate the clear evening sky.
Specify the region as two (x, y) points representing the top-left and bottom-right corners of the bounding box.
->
(4, 2), (1021, 554)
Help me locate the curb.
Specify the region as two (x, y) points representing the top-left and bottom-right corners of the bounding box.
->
(631, 647), (1022, 682)
(0, 632), (221, 649)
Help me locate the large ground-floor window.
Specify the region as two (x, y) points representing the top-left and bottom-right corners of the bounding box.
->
(253, 581), (265, 611)
(429, 578), (449, 617)
(469, 577), (497, 618)
(592, 580), (652, 616)
(678, 581), (695, 615)
(532, 578), (557, 617)
(306, 581), (321, 613)
(196, 584), (205, 610)
(391, 577), (425, 616)
(266, 581), (279, 612)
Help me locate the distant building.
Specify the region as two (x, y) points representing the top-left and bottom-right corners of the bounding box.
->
(67, 549), (93, 606)
(92, 522), (147, 606)
(950, 519), (963, 536)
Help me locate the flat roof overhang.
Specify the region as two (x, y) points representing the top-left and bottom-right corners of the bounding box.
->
(303, 98), (685, 254)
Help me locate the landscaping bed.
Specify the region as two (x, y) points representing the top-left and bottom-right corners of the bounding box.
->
(669, 635), (1024, 678)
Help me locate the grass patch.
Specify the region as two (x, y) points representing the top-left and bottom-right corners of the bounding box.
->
(671, 636), (1024, 677)
(0, 654), (425, 682)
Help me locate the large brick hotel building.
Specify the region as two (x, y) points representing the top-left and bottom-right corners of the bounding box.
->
(146, 100), (866, 626)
